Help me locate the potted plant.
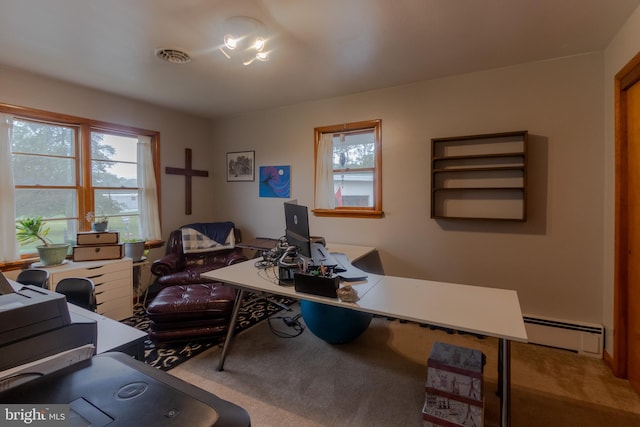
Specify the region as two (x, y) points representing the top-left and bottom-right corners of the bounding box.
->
(123, 238), (146, 262)
(86, 212), (109, 232)
(16, 216), (70, 266)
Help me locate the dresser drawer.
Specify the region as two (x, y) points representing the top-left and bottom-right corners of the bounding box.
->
(95, 278), (131, 302)
(43, 258), (133, 321)
(87, 269), (131, 287)
(97, 295), (133, 320)
(49, 259), (132, 285)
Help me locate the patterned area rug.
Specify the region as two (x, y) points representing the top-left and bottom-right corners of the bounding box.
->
(121, 292), (296, 371)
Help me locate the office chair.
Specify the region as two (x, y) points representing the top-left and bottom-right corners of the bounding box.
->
(55, 277), (97, 312)
(16, 269), (50, 288)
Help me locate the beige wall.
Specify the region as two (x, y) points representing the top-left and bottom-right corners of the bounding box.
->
(603, 6), (640, 356)
(0, 65), (216, 260)
(212, 53), (605, 325)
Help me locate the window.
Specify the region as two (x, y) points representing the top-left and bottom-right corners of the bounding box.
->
(90, 131), (142, 241)
(12, 119), (78, 254)
(2, 104), (161, 258)
(313, 119), (382, 218)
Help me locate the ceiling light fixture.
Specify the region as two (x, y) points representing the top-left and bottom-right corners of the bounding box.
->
(218, 16), (270, 66)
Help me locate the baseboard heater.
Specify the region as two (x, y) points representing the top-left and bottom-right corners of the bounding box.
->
(522, 314), (604, 358)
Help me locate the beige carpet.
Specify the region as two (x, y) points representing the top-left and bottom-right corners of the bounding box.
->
(170, 306), (640, 427)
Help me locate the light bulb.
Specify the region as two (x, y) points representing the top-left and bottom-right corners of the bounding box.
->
(253, 37), (265, 51)
(256, 51), (269, 62)
(224, 35), (238, 50)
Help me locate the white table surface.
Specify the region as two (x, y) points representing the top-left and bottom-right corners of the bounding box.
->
(202, 243), (526, 427)
(202, 243), (527, 342)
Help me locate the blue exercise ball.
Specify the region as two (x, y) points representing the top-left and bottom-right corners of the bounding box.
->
(300, 300), (373, 344)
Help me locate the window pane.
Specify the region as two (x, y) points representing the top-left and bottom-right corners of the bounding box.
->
(332, 131), (375, 170)
(11, 120), (74, 156)
(12, 154), (75, 186)
(91, 132), (138, 186)
(109, 215), (142, 241)
(95, 189), (139, 216)
(92, 160), (138, 186)
(333, 171), (373, 207)
(93, 189), (143, 239)
(15, 189), (77, 219)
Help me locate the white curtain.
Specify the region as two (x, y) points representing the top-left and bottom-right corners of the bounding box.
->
(0, 113), (18, 261)
(314, 132), (336, 209)
(137, 135), (162, 240)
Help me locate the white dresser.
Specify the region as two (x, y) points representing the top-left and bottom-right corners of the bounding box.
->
(39, 258), (133, 321)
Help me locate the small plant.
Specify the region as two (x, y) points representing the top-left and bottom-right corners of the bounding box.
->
(86, 212), (108, 231)
(16, 216), (51, 247)
(85, 212), (108, 225)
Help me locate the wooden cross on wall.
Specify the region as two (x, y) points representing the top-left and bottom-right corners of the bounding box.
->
(165, 148), (209, 215)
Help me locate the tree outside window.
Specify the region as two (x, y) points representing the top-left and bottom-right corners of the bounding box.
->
(4, 105), (160, 258)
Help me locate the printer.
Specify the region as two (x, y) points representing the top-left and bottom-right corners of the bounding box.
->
(0, 275), (251, 426)
(0, 282), (97, 371)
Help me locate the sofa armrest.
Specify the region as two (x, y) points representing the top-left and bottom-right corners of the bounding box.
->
(225, 249), (248, 266)
(156, 268), (219, 287)
(186, 248), (247, 269)
(151, 253), (184, 277)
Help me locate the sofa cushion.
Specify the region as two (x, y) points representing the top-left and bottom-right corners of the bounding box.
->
(146, 283), (236, 322)
(148, 324), (229, 343)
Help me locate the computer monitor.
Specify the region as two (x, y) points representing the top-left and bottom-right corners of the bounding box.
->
(283, 201), (312, 258)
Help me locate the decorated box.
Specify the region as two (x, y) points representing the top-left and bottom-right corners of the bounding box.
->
(422, 393), (483, 427)
(76, 231), (120, 245)
(426, 342), (484, 403)
(423, 342), (485, 427)
(73, 244), (124, 262)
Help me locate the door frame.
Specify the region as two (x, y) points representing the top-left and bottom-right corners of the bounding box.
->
(613, 50), (640, 378)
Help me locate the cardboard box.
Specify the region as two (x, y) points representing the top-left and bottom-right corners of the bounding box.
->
(422, 393), (483, 427)
(426, 342), (484, 405)
(76, 231), (119, 245)
(72, 244), (124, 262)
(423, 342), (485, 427)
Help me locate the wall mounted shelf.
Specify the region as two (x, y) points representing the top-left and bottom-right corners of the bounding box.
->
(431, 131), (528, 221)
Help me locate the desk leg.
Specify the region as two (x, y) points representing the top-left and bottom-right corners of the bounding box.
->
(217, 289), (245, 371)
(499, 338), (511, 427)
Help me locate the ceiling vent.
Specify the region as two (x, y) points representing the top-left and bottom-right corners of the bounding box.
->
(154, 48), (191, 64)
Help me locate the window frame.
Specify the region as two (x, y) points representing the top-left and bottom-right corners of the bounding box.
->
(0, 103), (163, 261)
(313, 119), (383, 218)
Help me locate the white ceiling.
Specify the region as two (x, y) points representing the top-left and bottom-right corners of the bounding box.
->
(0, 0), (638, 119)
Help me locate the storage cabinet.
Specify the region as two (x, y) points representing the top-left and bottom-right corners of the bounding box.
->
(44, 258), (133, 320)
(431, 131), (528, 221)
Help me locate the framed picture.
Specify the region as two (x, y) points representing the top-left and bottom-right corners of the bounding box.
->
(259, 165), (291, 198)
(227, 151), (255, 182)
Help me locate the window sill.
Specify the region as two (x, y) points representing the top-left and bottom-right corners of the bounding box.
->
(312, 209), (384, 219)
(0, 239), (165, 272)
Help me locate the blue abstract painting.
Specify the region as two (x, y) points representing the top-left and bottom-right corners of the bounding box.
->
(259, 165), (291, 198)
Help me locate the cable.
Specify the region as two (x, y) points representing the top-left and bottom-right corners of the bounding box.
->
(267, 312), (305, 338)
(256, 265), (279, 285)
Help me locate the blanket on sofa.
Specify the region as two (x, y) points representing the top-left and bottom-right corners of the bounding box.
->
(180, 221), (235, 254)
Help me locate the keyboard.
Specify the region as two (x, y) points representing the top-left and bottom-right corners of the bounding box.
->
(310, 243), (339, 268)
(330, 253), (369, 282)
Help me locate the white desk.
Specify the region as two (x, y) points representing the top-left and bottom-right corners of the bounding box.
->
(202, 244), (527, 427)
(67, 304), (147, 360)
